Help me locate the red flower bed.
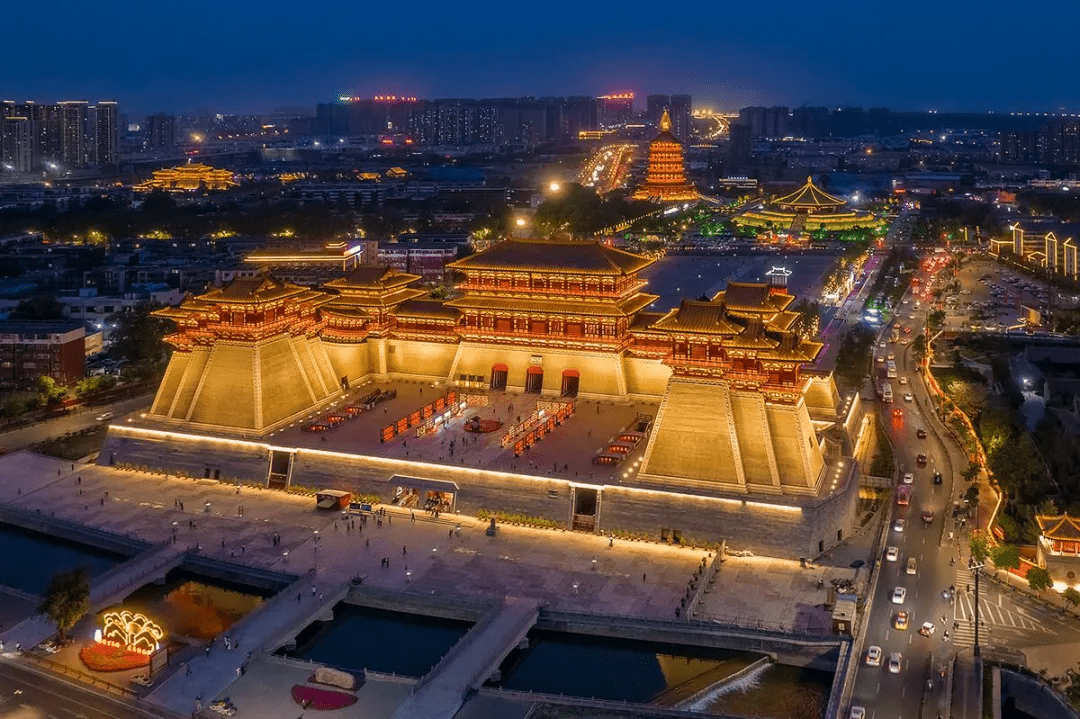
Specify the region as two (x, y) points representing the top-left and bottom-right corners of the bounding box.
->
(79, 642), (149, 672)
(291, 685), (358, 711)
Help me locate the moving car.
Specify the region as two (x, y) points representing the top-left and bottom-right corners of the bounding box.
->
(866, 645), (883, 667)
(917, 429), (927, 439)
(850, 707), (866, 719)
(888, 652), (903, 674)
(899, 376), (908, 384)
(902, 472), (914, 484)
(885, 546), (899, 562)
(904, 393), (914, 402)
(95, 412), (114, 422)
(893, 518), (906, 533)
(894, 611), (909, 630)
(892, 408), (903, 418)
(917, 454), (928, 466)
(892, 586), (907, 604)
(922, 510), (935, 524)
(919, 621), (936, 637)
(933, 471), (943, 484)
(906, 557), (918, 575)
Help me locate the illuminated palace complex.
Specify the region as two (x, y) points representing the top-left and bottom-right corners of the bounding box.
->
(105, 239), (860, 557)
(733, 176), (883, 233)
(632, 110), (698, 203)
(135, 163), (237, 192)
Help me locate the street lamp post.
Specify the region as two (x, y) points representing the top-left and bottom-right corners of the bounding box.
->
(971, 561), (985, 657)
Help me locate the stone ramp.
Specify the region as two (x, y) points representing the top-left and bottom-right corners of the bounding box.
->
(393, 596), (540, 719)
(0, 542), (183, 652)
(145, 572), (348, 717)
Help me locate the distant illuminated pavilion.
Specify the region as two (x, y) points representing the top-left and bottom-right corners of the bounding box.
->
(135, 163), (237, 192)
(734, 176), (883, 232)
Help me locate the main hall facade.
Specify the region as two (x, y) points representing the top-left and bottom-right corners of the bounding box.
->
(107, 239), (860, 557)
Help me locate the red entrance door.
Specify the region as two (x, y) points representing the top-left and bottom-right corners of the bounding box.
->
(525, 366), (544, 394)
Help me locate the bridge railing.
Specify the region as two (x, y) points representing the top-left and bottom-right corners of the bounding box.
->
(540, 608), (844, 645)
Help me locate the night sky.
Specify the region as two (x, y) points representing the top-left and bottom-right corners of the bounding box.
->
(6, 0), (1077, 116)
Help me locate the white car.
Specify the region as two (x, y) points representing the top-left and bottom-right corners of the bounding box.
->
(885, 546), (899, 562)
(899, 376), (908, 385)
(894, 518), (906, 532)
(904, 393), (914, 402)
(888, 652), (903, 673)
(850, 707), (866, 719)
(95, 412), (114, 422)
(865, 645), (883, 667)
(902, 472), (914, 484)
(892, 586), (907, 604)
(878, 342), (887, 349)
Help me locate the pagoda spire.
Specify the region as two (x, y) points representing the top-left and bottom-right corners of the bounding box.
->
(659, 108), (672, 132)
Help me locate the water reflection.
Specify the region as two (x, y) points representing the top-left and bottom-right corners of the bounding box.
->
(122, 571), (267, 641)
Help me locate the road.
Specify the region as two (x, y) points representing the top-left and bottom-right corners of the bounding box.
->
(816, 210), (915, 370)
(0, 395), (152, 453)
(847, 255), (1080, 719)
(0, 659), (153, 718)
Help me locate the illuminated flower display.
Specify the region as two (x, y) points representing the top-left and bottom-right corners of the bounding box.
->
(97, 610), (165, 655)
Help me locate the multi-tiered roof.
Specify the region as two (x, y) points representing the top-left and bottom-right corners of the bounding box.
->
(639, 281), (822, 402)
(632, 109), (698, 203)
(320, 266), (427, 341)
(155, 276), (328, 350)
(446, 239), (658, 351)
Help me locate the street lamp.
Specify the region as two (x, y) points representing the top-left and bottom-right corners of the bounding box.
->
(548, 181), (561, 193)
(969, 560), (985, 657)
(313, 530), (320, 576)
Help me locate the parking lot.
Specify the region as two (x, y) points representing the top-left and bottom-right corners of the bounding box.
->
(944, 258), (1055, 333)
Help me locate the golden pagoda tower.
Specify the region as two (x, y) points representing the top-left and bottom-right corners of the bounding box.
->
(632, 109), (698, 202)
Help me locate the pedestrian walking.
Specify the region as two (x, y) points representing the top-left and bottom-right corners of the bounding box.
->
(643, 573), (647, 583)
(311, 585), (316, 596)
(402, 545), (407, 555)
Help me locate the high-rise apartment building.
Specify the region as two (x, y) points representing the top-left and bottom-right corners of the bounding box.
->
(2, 99), (119, 171)
(91, 101), (119, 166)
(737, 106), (790, 139)
(145, 113), (177, 149)
(1, 115), (34, 173)
(646, 95), (669, 127)
(598, 93), (634, 128)
(59, 100), (89, 168)
(669, 94), (692, 142)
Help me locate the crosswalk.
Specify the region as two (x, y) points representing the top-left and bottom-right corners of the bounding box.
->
(948, 568), (1054, 648)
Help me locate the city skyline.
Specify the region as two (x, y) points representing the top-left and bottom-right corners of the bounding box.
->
(6, 0), (1080, 117)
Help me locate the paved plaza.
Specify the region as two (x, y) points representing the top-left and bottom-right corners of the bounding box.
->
(256, 380), (660, 485)
(0, 449), (864, 717)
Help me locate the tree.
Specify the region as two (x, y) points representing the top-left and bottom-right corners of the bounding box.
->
(1062, 587), (1080, 607)
(108, 303), (168, 373)
(927, 310), (946, 332)
(38, 568), (90, 641)
(912, 335), (927, 364)
(74, 375), (117, 398)
(35, 376), (67, 406)
(970, 535), (991, 563)
(962, 463), (980, 481)
(1027, 566), (1053, 593)
(10, 295), (65, 321)
(990, 544), (1020, 570)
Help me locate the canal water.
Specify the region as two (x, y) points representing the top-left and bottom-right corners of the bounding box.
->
(283, 603), (472, 678)
(0, 522), (126, 595)
(120, 569), (270, 642)
(285, 605), (833, 719)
